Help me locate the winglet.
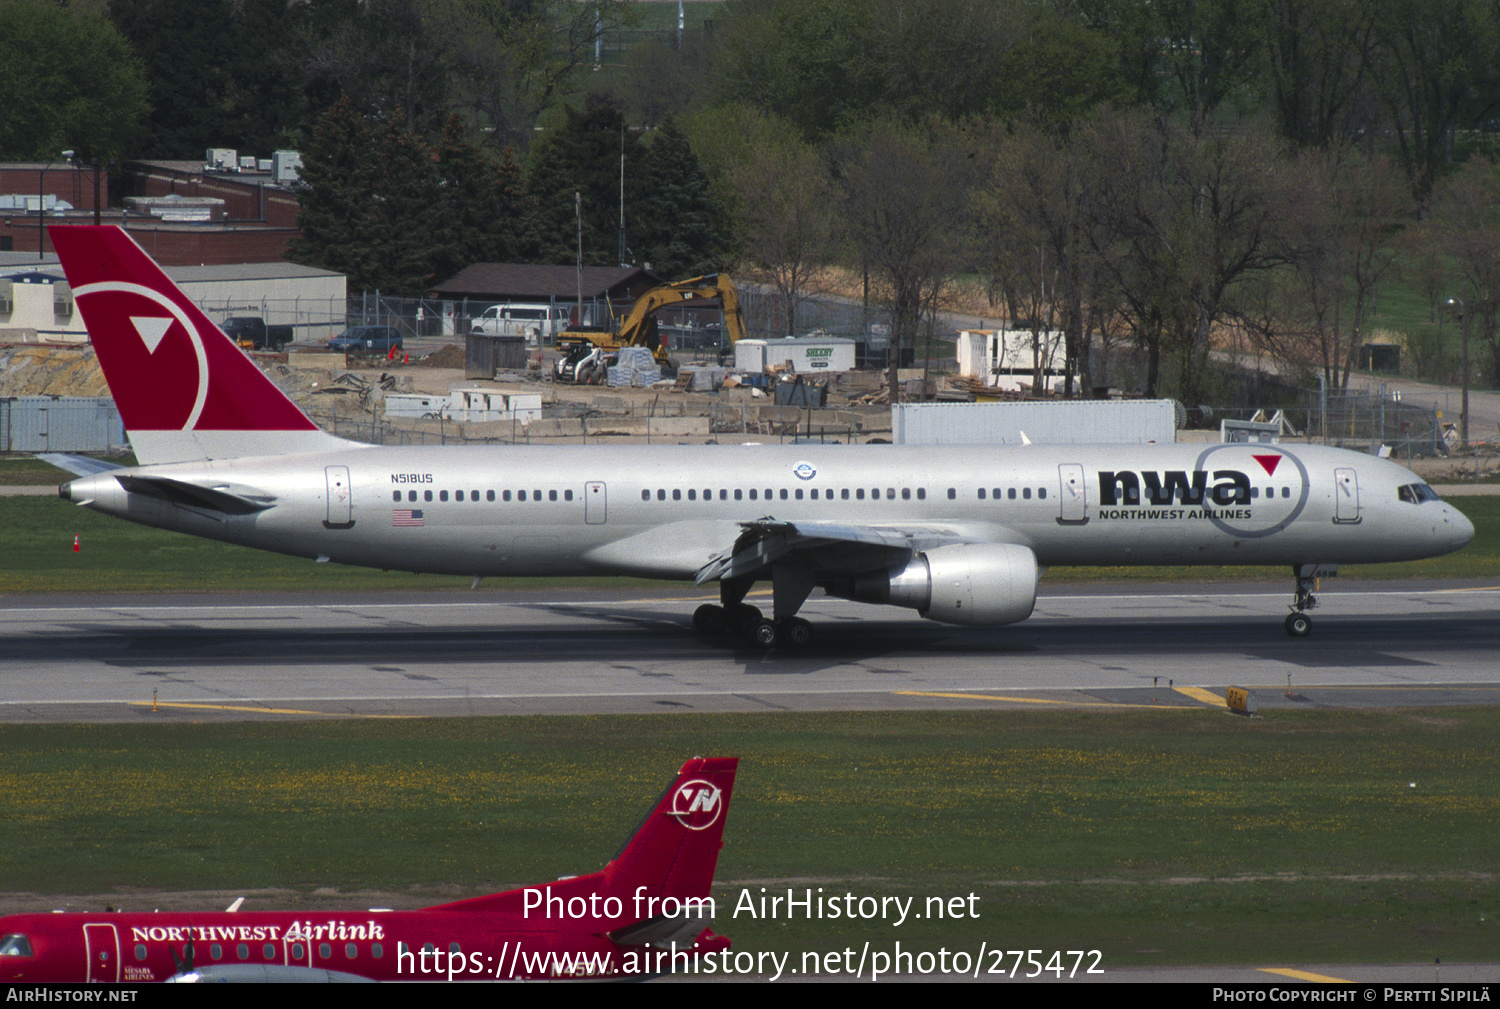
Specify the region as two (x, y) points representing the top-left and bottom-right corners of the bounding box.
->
(48, 225), (354, 465)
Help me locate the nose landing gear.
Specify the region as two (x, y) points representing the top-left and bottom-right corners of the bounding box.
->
(1285, 563), (1335, 636)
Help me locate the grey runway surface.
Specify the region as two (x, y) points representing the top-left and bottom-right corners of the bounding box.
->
(3, 579), (1498, 722)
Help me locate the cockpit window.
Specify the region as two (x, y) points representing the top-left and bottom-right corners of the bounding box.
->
(1397, 483), (1440, 504)
(0, 934), (34, 957)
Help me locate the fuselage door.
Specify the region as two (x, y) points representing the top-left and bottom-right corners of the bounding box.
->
(585, 481), (606, 525)
(1334, 467), (1361, 524)
(325, 466), (354, 528)
(1058, 464), (1087, 524)
(83, 923), (119, 983)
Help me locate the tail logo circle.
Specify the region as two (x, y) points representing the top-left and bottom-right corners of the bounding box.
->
(669, 780), (724, 831)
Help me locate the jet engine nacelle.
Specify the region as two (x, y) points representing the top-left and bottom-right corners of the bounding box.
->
(834, 544), (1038, 626)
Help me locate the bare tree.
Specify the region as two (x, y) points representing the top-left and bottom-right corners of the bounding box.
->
(837, 120), (976, 401)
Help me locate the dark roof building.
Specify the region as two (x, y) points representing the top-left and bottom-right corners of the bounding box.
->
(430, 263), (663, 304)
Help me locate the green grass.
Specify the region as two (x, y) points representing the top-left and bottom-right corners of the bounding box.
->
(5, 493), (1498, 594)
(2, 709), (1496, 966)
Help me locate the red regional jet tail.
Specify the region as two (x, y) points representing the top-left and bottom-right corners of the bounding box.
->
(48, 224), (353, 466)
(432, 756), (738, 948)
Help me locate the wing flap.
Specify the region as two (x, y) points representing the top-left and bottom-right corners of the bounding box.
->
(695, 518), (972, 585)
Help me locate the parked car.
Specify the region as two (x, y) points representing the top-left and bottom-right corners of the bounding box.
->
(326, 326), (403, 353)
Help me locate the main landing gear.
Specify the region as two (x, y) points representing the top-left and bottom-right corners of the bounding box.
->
(693, 569), (815, 649)
(1285, 563), (1332, 637)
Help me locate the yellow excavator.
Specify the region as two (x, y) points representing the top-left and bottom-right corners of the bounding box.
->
(554, 273), (748, 383)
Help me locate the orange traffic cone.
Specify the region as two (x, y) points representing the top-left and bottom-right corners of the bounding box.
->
(73, 535), (80, 553)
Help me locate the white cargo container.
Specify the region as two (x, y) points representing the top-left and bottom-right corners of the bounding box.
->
(893, 400), (1178, 445)
(735, 337), (856, 374)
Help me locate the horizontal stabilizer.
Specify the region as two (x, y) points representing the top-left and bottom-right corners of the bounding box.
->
(114, 474), (275, 514)
(37, 453), (124, 478)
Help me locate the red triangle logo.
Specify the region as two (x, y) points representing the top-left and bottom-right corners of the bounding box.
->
(1253, 454), (1282, 475)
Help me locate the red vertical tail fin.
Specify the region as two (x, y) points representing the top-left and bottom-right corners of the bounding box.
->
(601, 756), (738, 902)
(49, 225), (352, 465)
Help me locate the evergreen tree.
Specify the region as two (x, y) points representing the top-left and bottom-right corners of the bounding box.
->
(433, 116), (534, 277)
(525, 101), (645, 267)
(289, 97), (442, 295)
(633, 121), (725, 278)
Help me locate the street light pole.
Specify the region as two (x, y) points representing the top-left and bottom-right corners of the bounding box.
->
(1447, 297), (1470, 447)
(37, 150), (74, 261)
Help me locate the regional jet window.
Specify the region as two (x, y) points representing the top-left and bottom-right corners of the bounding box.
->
(320, 943), (332, 960)
(211, 944), (222, 960)
(263, 944), (275, 960)
(237, 944), (248, 961)
(0, 935), (33, 958)
(372, 944), (384, 959)
(345, 943), (357, 959)
(134, 944), (147, 961)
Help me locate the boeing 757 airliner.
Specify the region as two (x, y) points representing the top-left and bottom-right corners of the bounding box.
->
(46, 226), (1473, 645)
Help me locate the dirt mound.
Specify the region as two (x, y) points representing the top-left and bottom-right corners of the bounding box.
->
(0, 344), (109, 397)
(413, 344), (466, 369)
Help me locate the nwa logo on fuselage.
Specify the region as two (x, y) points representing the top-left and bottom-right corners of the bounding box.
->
(1098, 469), (1251, 507)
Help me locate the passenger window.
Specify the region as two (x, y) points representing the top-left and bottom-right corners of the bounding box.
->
(795, 489), (803, 500)
(1023, 488), (1031, 499)
(657, 489), (665, 500)
(688, 489), (696, 501)
(424, 490), (433, 502)
(454, 490), (462, 501)
(346, 943), (358, 959)
(780, 489), (788, 500)
(238, 944), (249, 961)
(134, 945), (147, 961)
(856, 488), (865, 500)
(642, 490), (650, 501)
(1038, 488), (1045, 499)
(518, 491), (527, 502)
(549, 490), (558, 501)
(901, 488), (911, 500)
(1008, 488), (1016, 500)
(917, 488), (926, 500)
(439, 490), (448, 502)
(673, 489), (682, 501)
(735, 489), (743, 500)
(392, 491), (401, 503)
(503, 490), (512, 502)
(320, 943), (332, 960)
(487, 490), (495, 502)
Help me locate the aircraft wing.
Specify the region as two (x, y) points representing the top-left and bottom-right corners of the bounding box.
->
(694, 518), (974, 584)
(37, 453), (124, 478)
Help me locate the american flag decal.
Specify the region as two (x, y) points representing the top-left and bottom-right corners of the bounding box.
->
(392, 509), (424, 527)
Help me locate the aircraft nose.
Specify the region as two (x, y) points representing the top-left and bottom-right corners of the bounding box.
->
(1443, 504), (1475, 551)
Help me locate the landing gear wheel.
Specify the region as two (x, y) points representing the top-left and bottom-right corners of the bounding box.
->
(778, 617), (813, 648)
(693, 603), (727, 636)
(748, 619), (778, 648)
(1284, 612), (1312, 637)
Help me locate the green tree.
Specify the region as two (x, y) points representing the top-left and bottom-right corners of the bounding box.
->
(109, 0), (239, 157)
(632, 122), (725, 278)
(433, 116), (535, 278)
(0, 2), (147, 160)
(289, 98), (443, 295)
(525, 102), (646, 266)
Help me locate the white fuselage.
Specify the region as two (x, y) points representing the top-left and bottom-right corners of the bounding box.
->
(63, 441), (1473, 582)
